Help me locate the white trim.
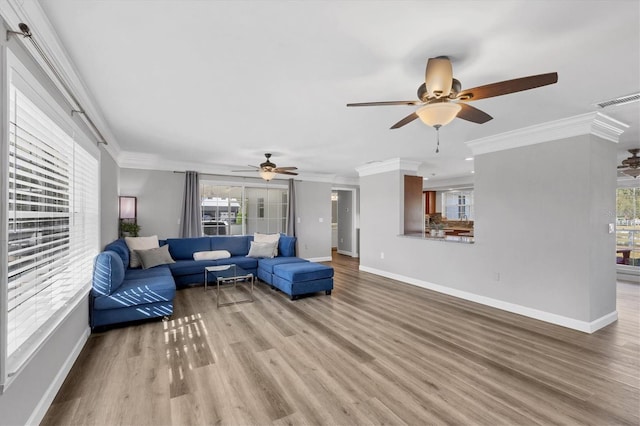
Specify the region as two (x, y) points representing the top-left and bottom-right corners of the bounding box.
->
(119, 150), (360, 185)
(467, 112), (628, 156)
(356, 158), (422, 177)
(307, 256), (332, 262)
(337, 249), (358, 258)
(359, 265), (618, 333)
(26, 326), (90, 426)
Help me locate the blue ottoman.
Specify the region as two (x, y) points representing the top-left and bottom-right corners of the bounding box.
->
(257, 257), (309, 285)
(272, 262), (334, 300)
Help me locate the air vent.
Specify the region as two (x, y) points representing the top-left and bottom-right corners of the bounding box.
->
(596, 93), (640, 108)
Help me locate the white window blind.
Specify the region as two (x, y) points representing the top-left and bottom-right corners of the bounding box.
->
(6, 83), (98, 365)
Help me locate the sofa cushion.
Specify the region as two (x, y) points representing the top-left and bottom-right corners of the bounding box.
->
(258, 257), (308, 274)
(125, 235), (160, 268)
(136, 245), (175, 269)
(211, 236), (250, 256)
(193, 250), (231, 260)
(169, 259), (219, 277)
(92, 251), (125, 296)
(125, 265), (173, 280)
(273, 262), (334, 282)
(278, 234), (297, 257)
(104, 239), (130, 270)
(166, 237), (211, 260)
(247, 241), (277, 258)
(93, 274), (176, 310)
(212, 256), (258, 271)
(254, 233), (280, 256)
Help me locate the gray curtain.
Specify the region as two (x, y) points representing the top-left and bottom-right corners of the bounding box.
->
(179, 171), (202, 237)
(287, 178), (296, 236)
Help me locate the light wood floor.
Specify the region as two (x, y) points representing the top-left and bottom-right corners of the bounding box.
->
(43, 254), (639, 425)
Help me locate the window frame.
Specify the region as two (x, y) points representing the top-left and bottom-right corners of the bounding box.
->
(199, 180), (288, 236)
(0, 48), (100, 390)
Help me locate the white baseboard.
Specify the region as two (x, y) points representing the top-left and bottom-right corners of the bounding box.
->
(306, 256), (333, 262)
(27, 326), (91, 425)
(337, 249), (359, 258)
(359, 265), (617, 334)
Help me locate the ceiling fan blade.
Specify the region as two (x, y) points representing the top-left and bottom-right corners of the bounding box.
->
(456, 103), (493, 124)
(273, 166), (298, 171)
(347, 100), (420, 107)
(232, 169), (259, 172)
(457, 72), (558, 101)
(276, 170), (298, 176)
(390, 112), (419, 129)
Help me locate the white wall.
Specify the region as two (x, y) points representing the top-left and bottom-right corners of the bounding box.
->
(359, 134), (617, 331)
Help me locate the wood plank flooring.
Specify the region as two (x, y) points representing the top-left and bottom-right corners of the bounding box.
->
(42, 254), (640, 425)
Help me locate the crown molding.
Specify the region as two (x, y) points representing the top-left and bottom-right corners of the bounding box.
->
(466, 112), (628, 156)
(356, 158), (422, 177)
(118, 150), (360, 185)
(0, 0), (121, 160)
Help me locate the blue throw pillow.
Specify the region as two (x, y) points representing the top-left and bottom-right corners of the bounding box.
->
(278, 234), (297, 257)
(92, 251), (125, 296)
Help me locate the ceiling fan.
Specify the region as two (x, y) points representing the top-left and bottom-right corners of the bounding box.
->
(347, 56), (558, 152)
(619, 149), (640, 178)
(233, 153), (298, 181)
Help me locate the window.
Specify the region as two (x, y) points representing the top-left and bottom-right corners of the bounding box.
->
(200, 182), (288, 235)
(443, 190), (474, 220)
(616, 187), (640, 268)
(2, 52), (99, 383)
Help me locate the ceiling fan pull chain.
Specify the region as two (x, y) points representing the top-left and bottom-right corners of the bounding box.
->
(435, 124), (441, 153)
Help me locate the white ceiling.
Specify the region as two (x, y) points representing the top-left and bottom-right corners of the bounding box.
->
(37, 0), (639, 183)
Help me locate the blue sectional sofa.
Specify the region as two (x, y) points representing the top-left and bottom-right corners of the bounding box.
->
(90, 234), (301, 328)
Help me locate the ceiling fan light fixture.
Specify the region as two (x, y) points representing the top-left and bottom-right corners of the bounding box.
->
(425, 57), (453, 99)
(416, 102), (462, 127)
(622, 168), (640, 178)
(259, 169), (276, 181)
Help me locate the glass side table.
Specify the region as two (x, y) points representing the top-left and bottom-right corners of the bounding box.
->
(204, 264), (254, 308)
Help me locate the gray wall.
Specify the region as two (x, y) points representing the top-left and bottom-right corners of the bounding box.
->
(100, 146), (119, 247)
(294, 181), (333, 260)
(120, 168), (184, 239)
(360, 135), (617, 325)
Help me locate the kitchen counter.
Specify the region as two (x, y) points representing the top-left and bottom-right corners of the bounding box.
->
(401, 232), (475, 244)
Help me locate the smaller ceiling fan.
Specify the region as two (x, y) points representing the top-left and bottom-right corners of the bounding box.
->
(619, 149), (640, 178)
(233, 153), (298, 181)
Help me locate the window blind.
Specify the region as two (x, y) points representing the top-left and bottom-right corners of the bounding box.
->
(6, 84), (98, 363)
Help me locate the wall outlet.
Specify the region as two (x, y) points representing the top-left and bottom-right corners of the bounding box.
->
(340, 238), (343, 243)
(608, 223), (614, 234)
(493, 272), (500, 282)
(380, 252), (385, 259)
(319, 217), (324, 223)
(297, 217), (301, 224)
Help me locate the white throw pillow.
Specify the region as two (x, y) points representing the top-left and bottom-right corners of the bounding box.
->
(125, 235), (159, 268)
(193, 250), (231, 261)
(246, 241), (277, 258)
(254, 233), (280, 257)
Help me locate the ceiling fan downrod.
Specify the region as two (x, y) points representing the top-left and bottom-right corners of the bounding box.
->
(434, 124), (441, 154)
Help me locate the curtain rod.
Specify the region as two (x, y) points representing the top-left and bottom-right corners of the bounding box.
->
(7, 23), (108, 145)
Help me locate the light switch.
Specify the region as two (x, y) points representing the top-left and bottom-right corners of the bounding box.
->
(608, 223), (614, 234)
(319, 217), (324, 223)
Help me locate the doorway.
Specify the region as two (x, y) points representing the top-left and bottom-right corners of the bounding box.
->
(331, 187), (359, 257)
